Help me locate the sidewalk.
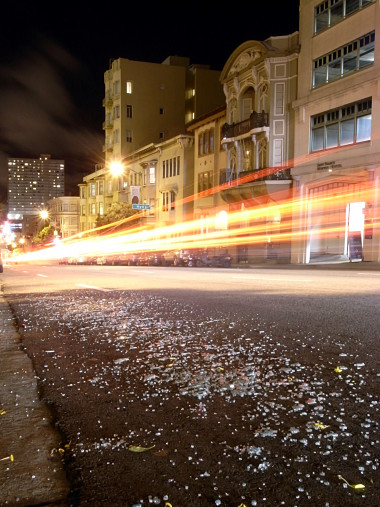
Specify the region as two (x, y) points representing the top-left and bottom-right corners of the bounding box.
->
(0, 284), (70, 506)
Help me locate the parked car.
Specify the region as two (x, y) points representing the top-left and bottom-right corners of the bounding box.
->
(187, 248), (212, 267)
(96, 255), (119, 265)
(136, 252), (150, 266)
(148, 252), (164, 266)
(76, 254), (96, 265)
(210, 248), (232, 268)
(162, 249), (191, 266)
(115, 253), (133, 265)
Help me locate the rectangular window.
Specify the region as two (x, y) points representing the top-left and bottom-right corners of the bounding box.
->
(81, 204), (86, 215)
(149, 166), (155, 184)
(159, 108), (164, 115)
(113, 81), (120, 95)
(98, 181), (104, 195)
(330, 0), (344, 26)
(313, 32), (374, 88)
(170, 191), (176, 210)
(113, 130), (119, 143)
(327, 50), (342, 82)
(343, 44), (358, 76)
(204, 131), (209, 154)
(126, 81), (132, 94)
(163, 192), (169, 211)
(126, 105), (132, 118)
(176, 156), (180, 175)
(198, 173), (203, 192)
(311, 98), (372, 152)
(90, 183), (96, 197)
(80, 187), (86, 198)
(198, 133), (204, 156)
(90, 203), (96, 215)
(358, 33), (375, 69)
(346, 0), (360, 15)
(273, 139), (283, 166)
(356, 114), (371, 142)
(99, 202), (104, 215)
(275, 83), (285, 115)
(198, 171), (212, 192)
(113, 105), (120, 119)
(314, 0), (375, 34)
(126, 130), (132, 143)
(325, 122), (339, 149)
(340, 118), (355, 145)
(209, 129), (214, 153)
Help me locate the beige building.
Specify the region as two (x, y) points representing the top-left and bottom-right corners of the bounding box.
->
(217, 34), (299, 262)
(79, 55), (224, 235)
(79, 135), (195, 237)
(47, 196), (80, 239)
(292, 0), (379, 263)
(187, 105), (229, 241)
(103, 56), (224, 166)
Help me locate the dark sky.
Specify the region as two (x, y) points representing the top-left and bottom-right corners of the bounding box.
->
(0, 2), (300, 198)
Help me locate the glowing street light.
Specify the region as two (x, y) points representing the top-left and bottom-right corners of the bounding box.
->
(40, 210), (49, 220)
(109, 161), (124, 177)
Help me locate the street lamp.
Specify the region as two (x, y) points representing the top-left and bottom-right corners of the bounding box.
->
(40, 209), (49, 222)
(109, 161), (123, 177)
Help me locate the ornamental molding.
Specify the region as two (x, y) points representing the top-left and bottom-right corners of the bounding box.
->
(229, 48), (264, 75)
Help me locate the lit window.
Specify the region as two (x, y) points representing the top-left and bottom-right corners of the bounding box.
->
(311, 98), (371, 152)
(149, 167), (155, 184)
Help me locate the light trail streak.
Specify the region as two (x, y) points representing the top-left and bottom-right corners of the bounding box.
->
(8, 180), (377, 265)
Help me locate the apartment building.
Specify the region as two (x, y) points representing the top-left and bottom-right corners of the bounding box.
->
(218, 34), (299, 262)
(47, 196), (80, 239)
(103, 56), (224, 163)
(292, 0), (379, 263)
(187, 105), (229, 239)
(79, 135), (194, 235)
(7, 154), (64, 234)
(79, 56), (224, 233)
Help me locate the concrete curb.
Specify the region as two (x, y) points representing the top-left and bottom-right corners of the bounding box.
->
(0, 285), (70, 506)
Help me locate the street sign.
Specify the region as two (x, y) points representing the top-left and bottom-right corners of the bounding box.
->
(132, 204), (151, 210)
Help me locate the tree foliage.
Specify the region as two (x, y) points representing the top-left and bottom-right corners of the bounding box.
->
(96, 202), (139, 230)
(32, 225), (55, 245)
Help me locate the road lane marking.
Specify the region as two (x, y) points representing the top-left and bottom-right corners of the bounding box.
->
(231, 276), (312, 282)
(76, 283), (111, 292)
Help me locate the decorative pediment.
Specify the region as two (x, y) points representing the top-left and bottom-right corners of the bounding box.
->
(229, 48), (264, 75)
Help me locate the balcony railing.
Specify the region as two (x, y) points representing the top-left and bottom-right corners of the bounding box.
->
(220, 167), (291, 186)
(222, 111), (269, 139)
(102, 120), (113, 130)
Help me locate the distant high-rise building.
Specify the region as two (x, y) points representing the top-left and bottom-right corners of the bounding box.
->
(7, 154), (65, 220)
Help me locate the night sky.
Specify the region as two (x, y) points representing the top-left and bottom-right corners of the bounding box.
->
(0, 2), (300, 198)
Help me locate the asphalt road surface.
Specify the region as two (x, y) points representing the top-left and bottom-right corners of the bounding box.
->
(1, 262), (379, 506)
